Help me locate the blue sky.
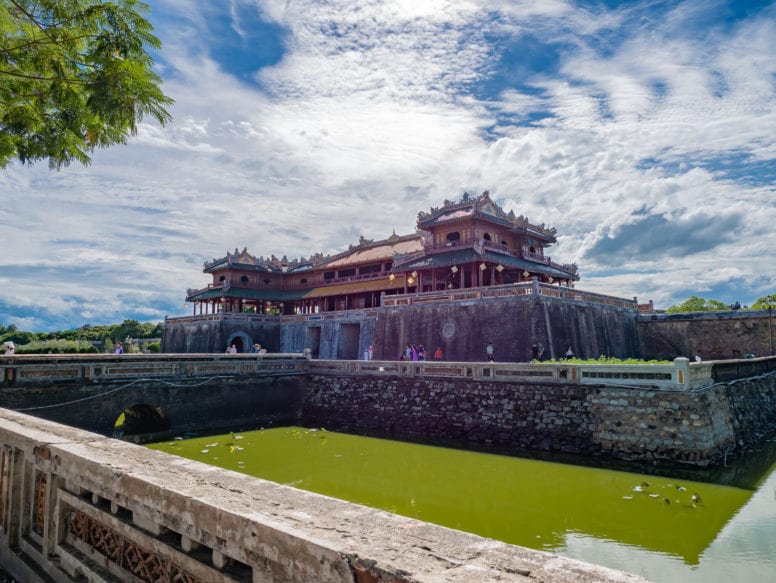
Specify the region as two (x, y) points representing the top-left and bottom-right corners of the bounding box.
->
(1, 0), (775, 331)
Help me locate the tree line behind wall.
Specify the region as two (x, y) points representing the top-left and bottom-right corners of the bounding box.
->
(666, 294), (775, 313)
(0, 320), (163, 354)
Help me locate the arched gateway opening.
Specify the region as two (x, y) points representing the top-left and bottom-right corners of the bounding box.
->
(114, 404), (170, 437)
(225, 332), (253, 353)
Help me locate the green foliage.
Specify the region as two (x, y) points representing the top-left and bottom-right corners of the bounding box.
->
(537, 356), (673, 365)
(0, 0), (173, 169)
(100, 334), (114, 352)
(145, 342), (160, 353)
(665, 295), (730, 313)
(0, 328), (39, 344)
(751, 294), (776, 310)
(0, 319), (162, 353)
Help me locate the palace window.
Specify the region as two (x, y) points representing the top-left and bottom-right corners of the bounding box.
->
(446, 232), (461, 243)
(240, 275), (249, 284)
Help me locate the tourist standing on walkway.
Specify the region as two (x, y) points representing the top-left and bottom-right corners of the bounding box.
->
(114, 342), (124, 354)
(3, 342), (14, 355)
(486, 341), (495, 362)
(434, 346), (443, 360)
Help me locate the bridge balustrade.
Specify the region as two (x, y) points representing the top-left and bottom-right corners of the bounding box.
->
(0, 353), (308, 386)
(307, 357), (719, 390)
(3, 354), (767, 391)
(0, 409), (641, 583)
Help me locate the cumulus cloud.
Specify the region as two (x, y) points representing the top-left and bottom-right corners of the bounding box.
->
(2, 0), (775, 330)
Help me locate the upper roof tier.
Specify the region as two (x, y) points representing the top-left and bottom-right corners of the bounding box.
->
(202, 191), (573, 278)
(417, 190), (558, 243)
(203, 232), (424, 275)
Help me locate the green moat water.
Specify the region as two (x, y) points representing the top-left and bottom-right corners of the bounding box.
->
(149, 428), (776, 583)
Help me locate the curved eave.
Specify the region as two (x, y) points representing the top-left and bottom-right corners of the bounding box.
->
(186, 277), (408, 302)
(187, 287), (308, 302)
(393, 248), (577, 280)
(203, 263), (280, 275)
(418, 215), (558, 244)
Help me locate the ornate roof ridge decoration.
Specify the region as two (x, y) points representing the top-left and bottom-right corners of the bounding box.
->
(417, 190), (558, 238)
(315, 231), (422, 267)
(204, 232), (424, 272)
(204, 247), (307, 272)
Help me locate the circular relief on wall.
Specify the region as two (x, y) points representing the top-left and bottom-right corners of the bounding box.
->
(441, 319), (457, 340)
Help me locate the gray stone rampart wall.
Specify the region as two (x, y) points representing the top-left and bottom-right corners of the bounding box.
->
(303, 372), (776, 466)
(162, 318), (281, 353)
(638, 310), (774, 360)
(163, 296), (642, 361)
(373, 296), (640, 362)
(163, 302), (774, 365)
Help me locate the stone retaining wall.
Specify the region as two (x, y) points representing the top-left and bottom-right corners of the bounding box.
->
(638, 310), (774, 360)
(303, 371), (776, 466)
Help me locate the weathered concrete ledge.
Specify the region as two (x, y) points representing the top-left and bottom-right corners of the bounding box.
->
(0, 409), (646, 583)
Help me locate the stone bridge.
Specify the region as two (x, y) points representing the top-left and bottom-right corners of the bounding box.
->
(0, 353), (309, 437)
(0, 409), (645, 583)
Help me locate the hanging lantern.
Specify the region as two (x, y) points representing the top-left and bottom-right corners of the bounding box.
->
(389, 273), (395, 281)
(523, 270), (530, 278)
(407, 276), (415, 285)
(451, 265), (459, 273)
(496, 264), (504, 272)
(548, 276), (554, 283)
(411, 271), (418, 278)
(479, 263), (487, 271)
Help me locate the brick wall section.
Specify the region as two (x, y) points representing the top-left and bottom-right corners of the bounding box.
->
(638, 310), (773, 360)
(303, 373), (776, 467)
(304, 376), (601, 455)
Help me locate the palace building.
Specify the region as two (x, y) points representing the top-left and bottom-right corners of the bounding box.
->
(185, 191), (579, 317)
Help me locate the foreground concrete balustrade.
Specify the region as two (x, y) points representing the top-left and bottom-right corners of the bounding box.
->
(0, 409), (646, 583)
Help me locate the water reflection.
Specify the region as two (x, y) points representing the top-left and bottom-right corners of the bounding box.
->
(148, 428), (776, 583)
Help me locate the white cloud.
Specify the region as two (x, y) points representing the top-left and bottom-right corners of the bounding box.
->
(2, 0), (775, 330)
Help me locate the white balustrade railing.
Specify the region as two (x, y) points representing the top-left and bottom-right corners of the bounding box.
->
(308, 357), (716, 391)
(2, 354), (753, 391)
